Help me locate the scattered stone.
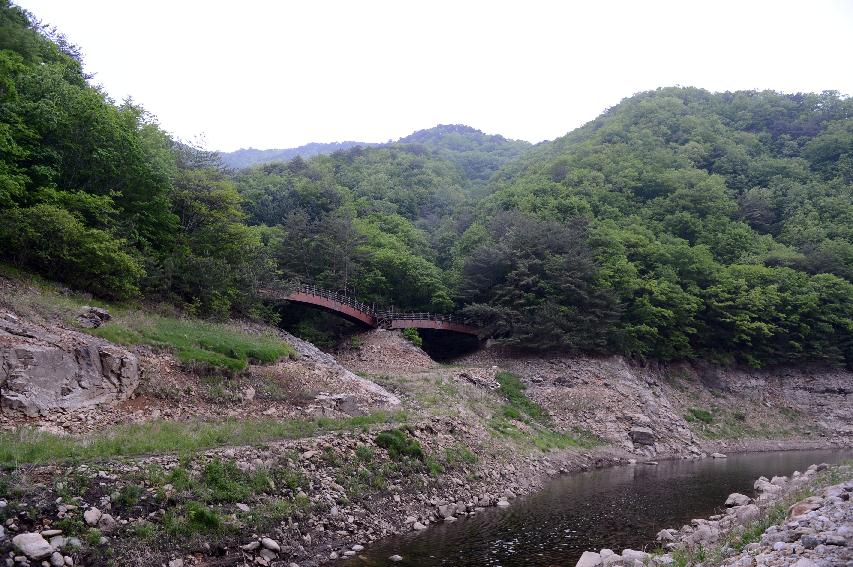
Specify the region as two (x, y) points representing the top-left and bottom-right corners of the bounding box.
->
(11, 533), (53, 560)
(83, 507), (102, 526)
(413, 522), (427, 530)
(261, 538), (280, 553)
(711, 452), (727, 458)
(97, 513), (118, 533)
(389, 555), (403, 562)
(168, 559), (183, 567)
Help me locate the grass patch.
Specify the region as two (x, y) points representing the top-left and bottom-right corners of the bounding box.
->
(495, 371), (548, 423)
(684, 407), (714, 424)
(444, 444), (478, 467)
(199, 459), (272, 503)
(489, 417), (601, 451)
(89, 314), (295, 373)
(0, 411), (407, 467)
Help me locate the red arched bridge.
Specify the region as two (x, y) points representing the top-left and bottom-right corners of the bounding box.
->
(261, 284), (480, 336)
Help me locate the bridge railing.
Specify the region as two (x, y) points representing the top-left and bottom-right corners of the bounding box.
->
(291, 284), (375, 316)
(278, 282), (477, 329)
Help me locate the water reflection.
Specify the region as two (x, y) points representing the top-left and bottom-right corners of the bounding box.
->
(348, 449), (851, 566)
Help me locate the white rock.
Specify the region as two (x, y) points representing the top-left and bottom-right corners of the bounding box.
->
(389, 555), (403, 562)
(352, 544), (364, 552)
(50, 552), (65, 567)
(12, 533), (53, 560)
(83, 507), (102, 526)
(261, 538), (280, 552)
(711, 452), (727, 458)
(413, 521), (427, 530)
(622, 549), (651, 563)
(575, 551), (602, 567)
(725, 493), (751, 507)
(168, 559), (183, 567)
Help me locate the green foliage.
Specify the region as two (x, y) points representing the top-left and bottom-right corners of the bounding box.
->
(1, 3), (850, 368)
(401, 328), (423, 347)
(0, 204), (143, 299)
(374, 428), (425, 461)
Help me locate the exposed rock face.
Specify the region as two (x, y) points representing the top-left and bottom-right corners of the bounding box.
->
(0, 314), (139, 416)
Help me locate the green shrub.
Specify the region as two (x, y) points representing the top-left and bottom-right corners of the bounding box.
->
(0, 204), (143, 299)
(184, 501), (222, 532)
(374, 428), (424, 461)
(131, 521), (157, 540)
(401, 328), (423, 348)
(115, 484), (142, 508)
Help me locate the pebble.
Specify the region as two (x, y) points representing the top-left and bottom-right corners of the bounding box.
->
(260, 538), (280, 553)
(389, 555), (403, 562)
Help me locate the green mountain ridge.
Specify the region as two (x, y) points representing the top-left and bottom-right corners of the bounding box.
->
(1, 1), (851, 367)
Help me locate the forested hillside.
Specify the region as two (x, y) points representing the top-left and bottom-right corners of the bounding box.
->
(219, 141), (381, 170)
(1, 1), (850, 367)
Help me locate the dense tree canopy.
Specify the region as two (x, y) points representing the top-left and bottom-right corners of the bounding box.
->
(1, 1), (850, 366)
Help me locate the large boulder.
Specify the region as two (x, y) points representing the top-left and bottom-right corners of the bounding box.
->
(12, 532), (52, 560)
(629, 426), (656, 446)
(575, 551), (602, 567)
(0, 316), (139, 416)
(725, 493), (752, 507)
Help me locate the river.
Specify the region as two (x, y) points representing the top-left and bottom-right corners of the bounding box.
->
(347, 448), (851, 566)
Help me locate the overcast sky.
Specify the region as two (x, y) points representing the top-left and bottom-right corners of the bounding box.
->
(15, 0), (853, 152)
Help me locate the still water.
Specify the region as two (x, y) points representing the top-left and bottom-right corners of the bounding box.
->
(348, 449), (851, 567)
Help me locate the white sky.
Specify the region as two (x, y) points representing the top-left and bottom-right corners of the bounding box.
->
(14, 0), (853, 152)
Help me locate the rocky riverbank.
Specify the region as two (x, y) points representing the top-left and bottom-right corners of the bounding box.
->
(576, 462), (852, 567)
(0, 417), (629, 567)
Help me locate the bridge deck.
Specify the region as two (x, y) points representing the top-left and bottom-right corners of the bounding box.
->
(261, 285), (479, 336)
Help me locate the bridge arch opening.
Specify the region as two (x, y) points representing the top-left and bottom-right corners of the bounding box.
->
(417, 328), (481, 360)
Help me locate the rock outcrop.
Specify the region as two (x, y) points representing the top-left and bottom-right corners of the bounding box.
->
(0, 312), (139, 416)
